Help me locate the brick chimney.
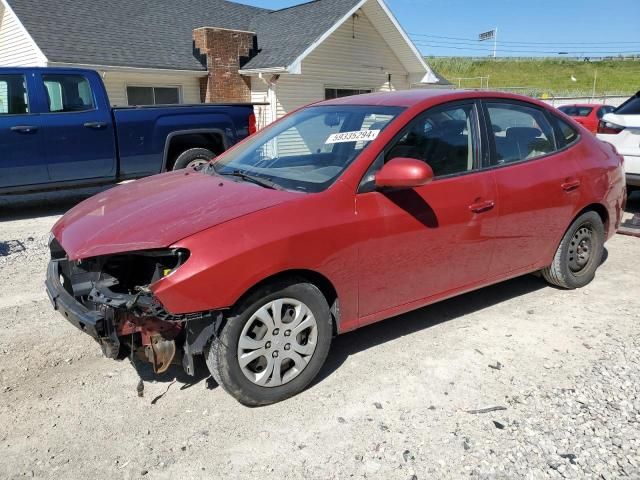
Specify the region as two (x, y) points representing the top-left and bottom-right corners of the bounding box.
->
(193, 27), (257, 103)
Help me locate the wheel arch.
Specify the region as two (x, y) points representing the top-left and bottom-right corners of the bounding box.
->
(575, 202), (609, 231)
(162, 129), (229, 171)
(232, 269), (340, 336)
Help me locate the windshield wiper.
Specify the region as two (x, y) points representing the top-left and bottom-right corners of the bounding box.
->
(218, 170), (284, 191)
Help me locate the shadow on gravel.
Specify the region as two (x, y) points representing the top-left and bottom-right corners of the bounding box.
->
(313, 273), (550, 388)
(0, 187), (110, 222)
(132, 355), (216, 394)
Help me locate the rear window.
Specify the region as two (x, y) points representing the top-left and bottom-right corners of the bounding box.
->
(559, 106), (592, 117)
(615, 94), (640, 115)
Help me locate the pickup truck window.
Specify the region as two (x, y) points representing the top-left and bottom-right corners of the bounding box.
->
(43, 74), (95, 113)
(0, 74), (29, 114)
(127, 86), (180, 106)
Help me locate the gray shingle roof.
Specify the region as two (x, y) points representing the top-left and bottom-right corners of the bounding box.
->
(7, 0), (268, 71)
(7, 0), (446, 83)
(244, 0), (363, 70)
(7, 0), (363, 72)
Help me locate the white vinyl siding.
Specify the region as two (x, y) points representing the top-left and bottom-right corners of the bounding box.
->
(251, 10), (410, 124)
(98, 70), (201, 106)
(0, 2), (46, 66)
(99, 70), (203, 106)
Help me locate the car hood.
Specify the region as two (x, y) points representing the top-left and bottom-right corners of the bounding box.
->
(52, 171), (301, 260)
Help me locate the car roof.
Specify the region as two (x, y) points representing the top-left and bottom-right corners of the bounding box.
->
(318, 89), (552, 109)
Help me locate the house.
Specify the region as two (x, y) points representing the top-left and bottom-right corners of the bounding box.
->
(0, 0), (450, 126)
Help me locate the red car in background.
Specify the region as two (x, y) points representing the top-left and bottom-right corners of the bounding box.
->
(46, 90), (626, 406)
(558, 104), (616, 133)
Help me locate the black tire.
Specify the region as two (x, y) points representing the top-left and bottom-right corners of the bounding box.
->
(541, 211), (605, 289)
(172, 148), (215, 171)
(205, 280), (333, 407)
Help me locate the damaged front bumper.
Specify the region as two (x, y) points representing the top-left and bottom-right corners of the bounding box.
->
(45, 248), (221, 376)
(46, 260), (121, 358)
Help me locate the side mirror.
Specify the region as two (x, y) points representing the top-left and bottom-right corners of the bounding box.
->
(375, 157), (434, 189)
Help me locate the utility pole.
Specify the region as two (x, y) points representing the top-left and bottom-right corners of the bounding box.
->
(592, 70), (598, 99)
(493, 27), (498, 58)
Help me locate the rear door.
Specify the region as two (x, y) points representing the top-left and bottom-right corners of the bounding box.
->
(482, 100), (581, 277)
(0, 71), (47, 188)
(35, 72), (116, 182)
(356, 101), (498, 322)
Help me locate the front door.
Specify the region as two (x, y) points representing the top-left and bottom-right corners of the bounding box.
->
(35, 72), (116, 182)
(0, 71), (46, 189)
(482, 100), (581, 277)
(356, 101), (498, 324)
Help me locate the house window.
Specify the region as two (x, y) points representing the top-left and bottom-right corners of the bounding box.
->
(127, 86), (181, 106)
(325, 88), (373, 100)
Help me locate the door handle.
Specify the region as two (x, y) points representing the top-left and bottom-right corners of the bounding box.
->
(561, 179), (581, 192)
(469, 200), (495, 214)
(83, 122), (107, 129)
(10, 125), (38, 133)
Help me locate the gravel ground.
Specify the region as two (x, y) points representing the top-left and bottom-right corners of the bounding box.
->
(0, 191), (639, 480)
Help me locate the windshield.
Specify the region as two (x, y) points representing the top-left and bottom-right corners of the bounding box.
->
(209, 105), (404, 193)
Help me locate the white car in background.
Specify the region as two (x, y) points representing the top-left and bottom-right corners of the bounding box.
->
(597, 91), (640, 194)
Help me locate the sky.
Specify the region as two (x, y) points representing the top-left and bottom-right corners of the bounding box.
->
(236, 0), (640, 58)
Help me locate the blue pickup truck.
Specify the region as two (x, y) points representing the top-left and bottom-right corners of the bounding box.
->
(0, 67), (258, 193)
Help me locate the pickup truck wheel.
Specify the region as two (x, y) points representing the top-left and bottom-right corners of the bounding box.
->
(541, 211), (604, 289)
(172, 148), (216, 171)
(205, 281), (333, 407)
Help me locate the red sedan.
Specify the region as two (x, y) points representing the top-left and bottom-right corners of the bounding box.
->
(47, 90), (626, 406)
(558, 103), (616, 133)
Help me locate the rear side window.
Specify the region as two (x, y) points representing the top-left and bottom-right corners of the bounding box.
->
(559, 106), (592, 117)
(550, 116), (579, 147)
(485, 102), (556, 164)
(42, 74), (95, 113)
(0, 74), (29, 114)
(615, 95), (640, 115)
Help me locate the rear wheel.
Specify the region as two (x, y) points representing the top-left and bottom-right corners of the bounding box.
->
(172, 148), (215, 171)
(541, 211), (605, 289)
(205, 281), (333, 406)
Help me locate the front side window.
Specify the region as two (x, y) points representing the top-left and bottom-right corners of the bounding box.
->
(43, 74), (95, 113)
(127, 86), (180, 106)
(384, 103), (477, 178)
(486, 102), (556, 164)
(0, 74), (29, 115)
(210, 105), (404, 193)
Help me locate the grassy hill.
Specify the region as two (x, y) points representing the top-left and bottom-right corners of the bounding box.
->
(427, 58), (640, 97)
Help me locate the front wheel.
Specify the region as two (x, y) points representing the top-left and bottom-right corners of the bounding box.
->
(541, 211), (605, 289)
(206, 281), (333, 406)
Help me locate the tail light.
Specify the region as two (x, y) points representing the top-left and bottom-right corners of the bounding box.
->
(598, 120), (625, 135)
(248, 112), (257, 135)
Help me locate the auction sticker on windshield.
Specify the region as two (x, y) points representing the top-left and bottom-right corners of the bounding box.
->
(326, 129), (381, 144)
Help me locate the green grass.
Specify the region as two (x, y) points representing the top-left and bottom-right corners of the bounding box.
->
(427, 58), (640, 97)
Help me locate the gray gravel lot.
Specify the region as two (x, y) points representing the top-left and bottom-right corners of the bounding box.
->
(0, 191), (639, 480)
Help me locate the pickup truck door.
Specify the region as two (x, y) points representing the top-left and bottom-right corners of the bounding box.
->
(34, 72), (116, 182)
(0, 71), (47, 188)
